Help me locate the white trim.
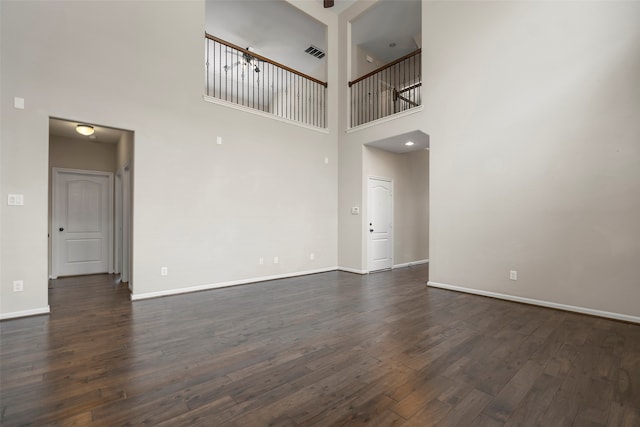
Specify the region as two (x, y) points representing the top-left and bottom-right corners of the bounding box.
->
(119, 164), (132, 286)
(131, 267), (337, 301)
(393, 259), (429, 269)
(51, 168), (114, 279)
(346, 106), (424, 134)
(114, 171), (122, 275)
(427, 281), (640, 324)
(338, 266), (368, 275)
(203, 95), (329, 134)
(1, 306), (50, 320)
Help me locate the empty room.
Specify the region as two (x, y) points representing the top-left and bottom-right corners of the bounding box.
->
(1, 0), (638, 425)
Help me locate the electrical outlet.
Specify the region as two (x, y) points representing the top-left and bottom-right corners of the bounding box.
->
(13, 280), (24, 292)
(161, 267), (168, 276)
(510, 270), (517, 281)
(259, 257), (264, 265)
(310, 252), (315, 260)
(273, 256), (279, 264)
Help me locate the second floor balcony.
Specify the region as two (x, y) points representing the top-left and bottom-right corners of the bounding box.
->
(348, 49), (422, 128)
(205, 34), (328, 129)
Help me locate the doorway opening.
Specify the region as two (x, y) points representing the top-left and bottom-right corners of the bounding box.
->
(48, 117), (134, 295)
(363, 130), (429, 274)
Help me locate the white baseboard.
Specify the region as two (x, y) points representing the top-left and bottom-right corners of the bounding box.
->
(131, 267), (338, 301)
(393, 259), (429, 269)
(0, 306), (51, 320)
(427, 281), (640, 324)
(338, 266), (368, 275)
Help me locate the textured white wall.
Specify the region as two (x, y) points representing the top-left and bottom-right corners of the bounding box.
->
(424, 1), (640, 317)
(0, 0), (338, 315)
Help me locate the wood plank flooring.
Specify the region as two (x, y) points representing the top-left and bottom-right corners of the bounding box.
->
(1, 266), (639, 426)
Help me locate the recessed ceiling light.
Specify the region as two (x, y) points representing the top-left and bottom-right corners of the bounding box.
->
(405, 141), (415, 146)
(76, 124), (94, 136)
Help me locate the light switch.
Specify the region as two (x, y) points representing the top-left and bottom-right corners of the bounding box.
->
(216, 136), (222, 145)
(351, 206), (360, 215)
(14, 97), (25, 109)
(8, 194), (24, 206)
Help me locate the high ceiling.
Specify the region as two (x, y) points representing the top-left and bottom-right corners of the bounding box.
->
(352, 0), (422, 63)
(206, 1), (328, 81)
(205, 0), (421, 81)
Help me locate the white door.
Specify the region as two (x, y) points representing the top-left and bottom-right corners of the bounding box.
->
(53, 169), (113, 277)
(368, 177), (393, 271)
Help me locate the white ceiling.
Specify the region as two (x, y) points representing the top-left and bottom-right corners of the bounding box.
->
(365, 130), (429, 154)
(352, 0), (421, 63)
(49, 118), (125, 144)
(206, 0), (328, 81)
(205, 0), (421, 81)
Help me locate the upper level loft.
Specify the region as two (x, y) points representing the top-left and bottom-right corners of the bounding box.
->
(204, 0), (421, 130)
(348, 0), (422, 128)
(205, 34), (328, 128)
(204, 0), (328, 129)
(349, 49), (421, 128)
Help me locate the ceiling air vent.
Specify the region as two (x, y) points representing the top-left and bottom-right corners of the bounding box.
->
(305, 45), (326, 59)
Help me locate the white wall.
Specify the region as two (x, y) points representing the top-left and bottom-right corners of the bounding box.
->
(0, 0), (339, 316)
(338, 0), (429, 272)
(50, 135), (117, 173)
(423, 1), (640, 318)
(338, 0), (640, 320)
(352, 45), (383, 81)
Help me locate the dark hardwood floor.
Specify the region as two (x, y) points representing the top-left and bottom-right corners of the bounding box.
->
(1, 266), (639, 426)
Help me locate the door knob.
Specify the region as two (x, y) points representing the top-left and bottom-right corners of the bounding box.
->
(59, 227), (64, 232)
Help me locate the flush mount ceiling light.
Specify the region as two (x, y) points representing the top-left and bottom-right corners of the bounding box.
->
(405, 141), (415, 146)
(76, 124), (95, 136)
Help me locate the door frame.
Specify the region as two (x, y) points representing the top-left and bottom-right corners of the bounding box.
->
(367, 175), (394, 272)
(51, 167), (114, 279)
(115, 172), (122, 276)
(115, 164), (131, 287)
